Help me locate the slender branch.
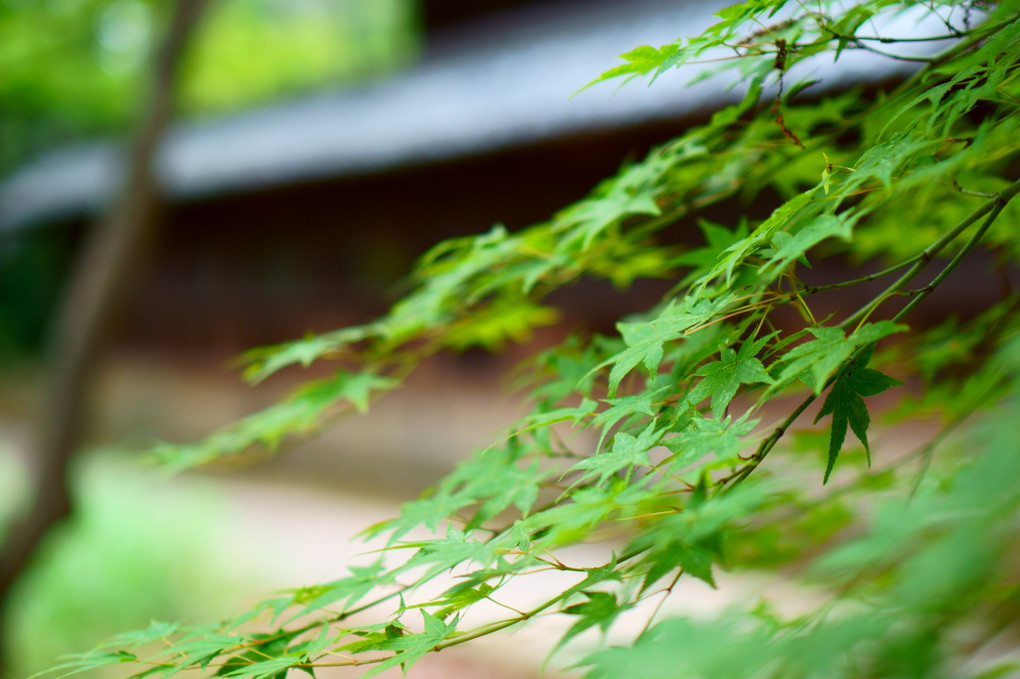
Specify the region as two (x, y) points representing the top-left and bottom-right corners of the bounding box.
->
(888, 16), (1010, 97)
(854, 43), (936, 63)
(801, 256), (918, 294)
(726, 179), (1019, 489)
(638, 570), (683, 638)
(724, 390), (817, 487)
(853, 33), (969, 43)
(890, 193), (1014, 323)
(840, 178), (1020, 330)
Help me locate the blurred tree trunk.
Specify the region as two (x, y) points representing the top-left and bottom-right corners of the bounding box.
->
(0, 0), (209, 672)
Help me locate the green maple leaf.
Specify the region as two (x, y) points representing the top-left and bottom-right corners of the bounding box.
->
(605, 293), (735, 395)
(814, 347), (902, 484)
(571, 422), (661, 485)
(772, 321), (905, 395)
(560, 188), (662, 250)
(432, 582), (495, 620)
(558, 591), (632, 651)
(639, 538), (720, 592)
(288, 560), (391, 620)
(702, 192), (814, 286)
(240, 325), (374, 384)
(529, 339), (601, 403)
(516, 398), (598, 434)
(214, 632), (298, 679)
(359, 611), (457, 678)
(689, 333), (776, 416)
(311, 369), (400, 414)
(662, 413), (757, 472)
(760, 212), (859, 275)
(395, 526), (496, 577)
(468, 459), (543, 529)
(592, 385), (669, 452)
(673, 218), (750, 272)
(578, 42), (681, 91)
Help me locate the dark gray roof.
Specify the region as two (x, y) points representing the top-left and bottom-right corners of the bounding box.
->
(0, 0), (947, 231)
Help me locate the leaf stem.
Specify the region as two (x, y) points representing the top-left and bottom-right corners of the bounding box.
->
(891, 193), (1014, 323)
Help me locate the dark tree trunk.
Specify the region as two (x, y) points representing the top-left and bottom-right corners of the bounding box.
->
(0, 1), (209, 673)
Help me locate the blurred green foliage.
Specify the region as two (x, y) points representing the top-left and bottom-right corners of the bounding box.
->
(0, 0), (419, 172)
(182, 0), (417, 112)
(0, 0), (419, 354)
(5, 454), (244, 677)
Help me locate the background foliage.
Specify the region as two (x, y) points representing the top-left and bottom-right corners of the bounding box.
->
(38, 0), (1020, 677)
(9, 457), (241, 677)
(0, 0), (417, 356)
(0, 0), (416, 171)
